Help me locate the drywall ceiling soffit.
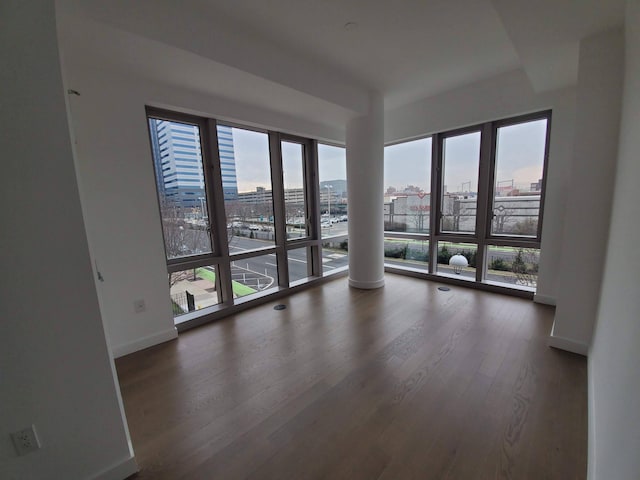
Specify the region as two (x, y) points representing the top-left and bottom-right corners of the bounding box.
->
(491, 0), (625, 93)
(185, 0), (522, 109)
(55, 13), (356, 137)
(55, 0), (370, 115)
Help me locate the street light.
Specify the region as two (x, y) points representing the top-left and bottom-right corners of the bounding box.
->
(326, 185), (333, 231)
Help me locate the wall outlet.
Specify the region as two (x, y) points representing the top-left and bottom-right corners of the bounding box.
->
(133, 299), (146, 313)
(11, 425), (40, 456)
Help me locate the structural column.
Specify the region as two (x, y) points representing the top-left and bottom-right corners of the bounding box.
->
(346, 92), (385, 289)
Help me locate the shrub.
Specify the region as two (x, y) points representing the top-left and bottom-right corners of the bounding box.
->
(406, 247), (428, 262)
(385, 243), (407, 259)
(511, 249), (527, 274)
(489, 257), (510, 271)
(460, 249), (477, 267)
(437, 245), (451, 264)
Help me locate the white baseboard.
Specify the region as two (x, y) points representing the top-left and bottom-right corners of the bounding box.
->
(534, 293), (556, 306)
(349, 277), (385, 289)
(112, 327), (178, 358)
(548, 334), (589, 356)
(89, 455), (138, 480)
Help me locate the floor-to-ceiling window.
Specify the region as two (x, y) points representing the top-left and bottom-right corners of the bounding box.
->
(317, 143), (349, 275)
(147, 109), (342, 326)
(384, 111), (551, 293)
(383, 137), (432, 273)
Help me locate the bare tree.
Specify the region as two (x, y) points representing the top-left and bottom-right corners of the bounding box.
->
(511, 248), (539, 287)
(492, 206), (515, 234)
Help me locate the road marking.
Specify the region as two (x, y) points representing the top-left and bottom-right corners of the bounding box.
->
(287, 257), (307, 264)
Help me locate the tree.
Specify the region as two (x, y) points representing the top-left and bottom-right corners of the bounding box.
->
(511, 248), (539, 287)
(492, 206), (515, 234)
(513, 218), (538, 236)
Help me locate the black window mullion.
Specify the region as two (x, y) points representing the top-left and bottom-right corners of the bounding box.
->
(204, 118), (234, 305)
(269, 132), (289, 288)
(475, 123), (493, 283)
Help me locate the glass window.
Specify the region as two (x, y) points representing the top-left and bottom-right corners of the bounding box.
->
(148, 118), (213, 259)
(230, 253), (278, 299)
(384, 237), (429, 272)
(384, 138), (432, 234)
(282, 141), (308, 240)
(318, 144), (347, 239)
(436, 242), (477, 280)
(441, 132), (481, 234)
(220, 127), (275, 253)
(485, 245), (539, 289)
(321, 237), (349, 274)
(169, 265), (220, 318)
(288, 247), (311, 283)
(491, 119), (547, 237)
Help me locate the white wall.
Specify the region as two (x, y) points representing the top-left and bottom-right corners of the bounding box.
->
(385, 69), (577, 304)
(551, 29), (624, 354)
(0, 1), (136, 479)
(62, 62), (348, 357)
(588, 2), (640, 478)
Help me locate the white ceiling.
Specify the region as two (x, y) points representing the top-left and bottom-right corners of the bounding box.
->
(56, 0), (625, 124)
(187, 0), (521, 109)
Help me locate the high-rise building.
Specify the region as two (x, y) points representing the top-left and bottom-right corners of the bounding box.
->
(149, 119), (238, 208)
(216, 125), (239, 200)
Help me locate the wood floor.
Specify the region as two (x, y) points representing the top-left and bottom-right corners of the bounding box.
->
(116, 274), (587, 480)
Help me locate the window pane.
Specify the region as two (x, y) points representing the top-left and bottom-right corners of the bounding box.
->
(486, 246), (539, 289)
(321, 236), (349, 274)
(169, 265), (220, 318)
(282, 141), (308, 240)
(384, 237), (429, 272)
(288, 247), (311, 283)
(491, 119), (547, 236)
(221, 127), (275, 252)
(441, 132), (480, 234)
(149, 118), (213, 259)
(231, 254), (278, 299)
(384, 138), (432, 234)
(318, 144), (347, 239)
(436, 242), (477, 280)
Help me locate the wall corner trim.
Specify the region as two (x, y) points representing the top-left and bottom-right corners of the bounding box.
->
(112, 327), (178, 358)
(89, 455), (138, 480)
(534, 294), (557, 306)
(548, 334), (589, 356)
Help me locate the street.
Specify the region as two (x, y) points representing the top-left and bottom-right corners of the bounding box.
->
(228, 236), (348, 294)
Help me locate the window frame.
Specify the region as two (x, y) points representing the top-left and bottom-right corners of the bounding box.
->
(147, 108), (334, 328)
(384, 110), (552, 293)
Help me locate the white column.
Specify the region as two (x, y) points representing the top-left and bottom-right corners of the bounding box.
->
(346, 92), (385, 289)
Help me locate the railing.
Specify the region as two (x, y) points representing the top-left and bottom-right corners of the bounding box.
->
(171, 290), (195, 315)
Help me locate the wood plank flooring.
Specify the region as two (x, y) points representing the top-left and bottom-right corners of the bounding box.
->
(116, 274), (587, 480)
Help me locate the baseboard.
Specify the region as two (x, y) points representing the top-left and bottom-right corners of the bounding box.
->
(112, 327), (178, 358)
(534, 293), (556, 306)
(89, 455), (138, 480)
(349, 277), (385, 289)
(548, 334), (589, 356)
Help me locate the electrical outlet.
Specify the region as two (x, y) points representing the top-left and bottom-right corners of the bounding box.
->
(11, 425), (40, 456)
(133, 299), (146, 313)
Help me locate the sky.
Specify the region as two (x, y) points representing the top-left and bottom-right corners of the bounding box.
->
(230, 128), (346, 192)
(226, 118), (547, 194)
(384, 118), (547, 193)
